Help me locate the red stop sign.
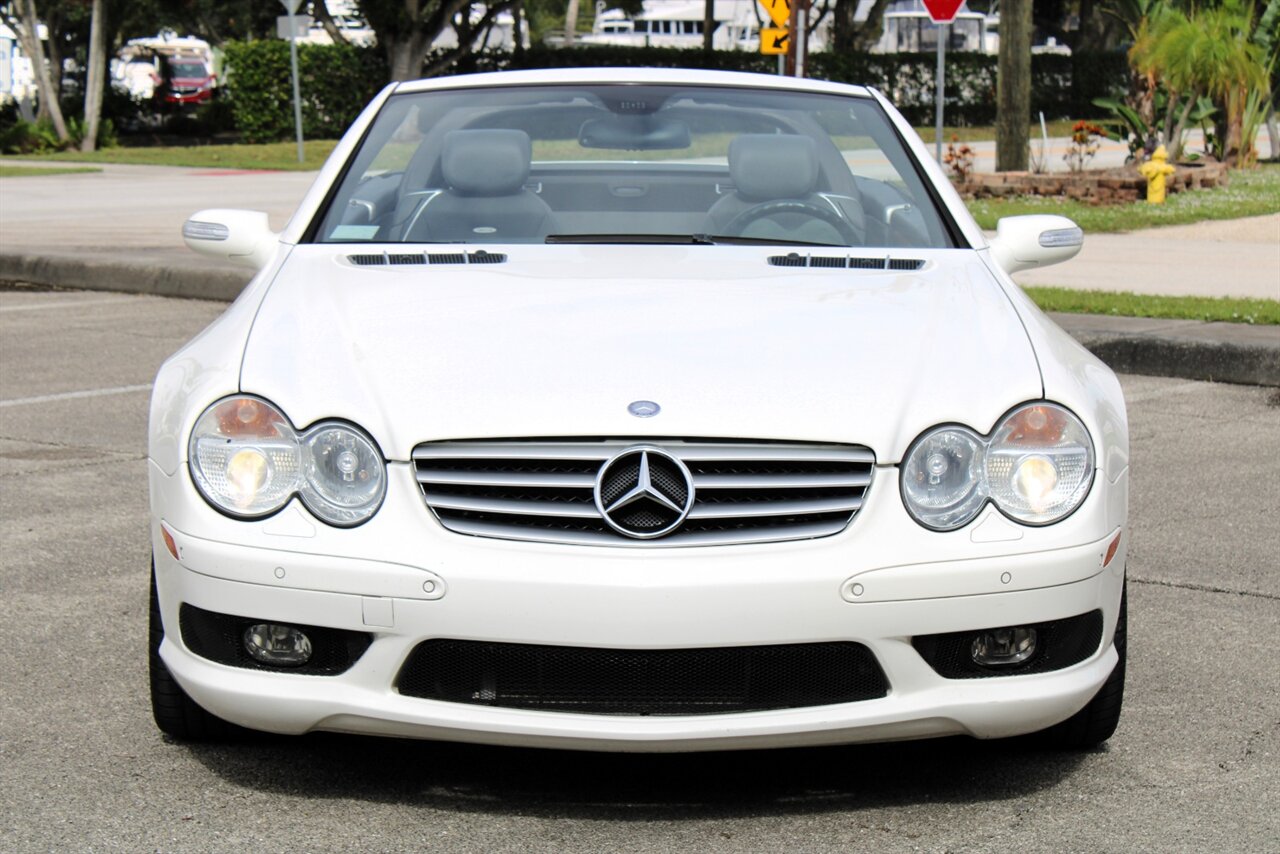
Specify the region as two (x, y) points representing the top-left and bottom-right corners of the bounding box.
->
(922, 0), (965, 23)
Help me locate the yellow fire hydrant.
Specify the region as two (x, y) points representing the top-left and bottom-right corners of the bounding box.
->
(1138, 145), (1177, 204)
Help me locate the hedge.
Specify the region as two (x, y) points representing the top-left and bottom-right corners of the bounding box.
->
(222, 40), (388, 143)
(221, 41), (1128, 141)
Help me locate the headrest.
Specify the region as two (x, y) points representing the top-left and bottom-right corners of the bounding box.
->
(729, 134), (820, 201)
(441, 129), (532, 196)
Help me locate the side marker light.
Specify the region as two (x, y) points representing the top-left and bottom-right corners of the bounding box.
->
(161, 523), (180, 560)
(1103, 531), (1122, 567)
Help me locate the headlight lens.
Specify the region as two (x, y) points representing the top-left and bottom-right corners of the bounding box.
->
(188, 396), (385, 526)
(901, 427), (986, 530)
(985, 404), (1094, 524)
(901, 403), (1094, 530)
(189, 397), (301, 518)
(300, 425), (386, 526)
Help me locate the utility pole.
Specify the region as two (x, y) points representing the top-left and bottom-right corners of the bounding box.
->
(785, 0), (807, 77)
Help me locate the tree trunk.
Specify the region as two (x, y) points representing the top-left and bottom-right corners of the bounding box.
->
(995, 0), (1031, 172)
(564, 0), (579, 46)
(1266, 104), (1279, 160)
(10, 0), (69, 141)
(513, 0), (526, 57)
(1223, 87), (1245, 167)
(1167, 90), (1201, 162)
(387, 32), (431, 81)
(420, 1), (522, 78)
(851, 0), (891, 51)
(833, 0), (890, 53)
(80, 0), (107, 152)
(703, 0), (715, 51)
(831, 0), (854, 51)
(313, 0), (350, 44)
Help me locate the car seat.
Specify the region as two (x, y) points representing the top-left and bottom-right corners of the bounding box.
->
(404, 129), (556, 243)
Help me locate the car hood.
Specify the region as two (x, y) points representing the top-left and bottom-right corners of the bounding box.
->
(240, 246), (1042, 464)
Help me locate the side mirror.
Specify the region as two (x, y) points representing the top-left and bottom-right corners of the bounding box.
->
(988, 215), (1083, 275)
(182, 209), (278, 270)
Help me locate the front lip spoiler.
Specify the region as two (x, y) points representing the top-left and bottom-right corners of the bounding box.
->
(160, 631), (1119, 751)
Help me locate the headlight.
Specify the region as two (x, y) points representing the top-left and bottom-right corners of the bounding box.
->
(984, 404), (1094, 524)
(188, 396), (386, 526)
(902, 403), (1094, 530)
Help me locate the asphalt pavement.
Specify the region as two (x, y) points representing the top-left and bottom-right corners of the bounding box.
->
(1, 285), (1276, 852)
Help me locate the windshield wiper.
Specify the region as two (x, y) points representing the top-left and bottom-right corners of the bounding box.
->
(695, 234), (845, 247)
(545, 233), (843, 247)
(545, 233), (717, 245)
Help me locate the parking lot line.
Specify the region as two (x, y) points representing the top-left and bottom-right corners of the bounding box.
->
(0, 297), (132, 313)
(0, 383), (151, 408)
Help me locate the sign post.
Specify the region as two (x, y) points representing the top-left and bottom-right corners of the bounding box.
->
(922, 1), (965, 163)
(793, 0), (807, 78)
(279, 0), (305, 165)
(934, 22), (946, 163)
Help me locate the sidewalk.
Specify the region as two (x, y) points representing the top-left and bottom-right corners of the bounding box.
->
(1, 159), (1277, 385)
(1014, 213), (1280, 300)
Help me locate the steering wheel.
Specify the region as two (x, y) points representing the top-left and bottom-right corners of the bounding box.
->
(722, 199), (861, 245)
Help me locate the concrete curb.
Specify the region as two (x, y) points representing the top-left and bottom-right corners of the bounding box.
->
(1060, 326), (1280, 387)
(0, 252), (248, 302)
(3, 251), (1277, 387)
(1050, 314), (1280, 388)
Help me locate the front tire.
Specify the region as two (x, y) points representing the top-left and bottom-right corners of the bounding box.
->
(1041, 582), (1127, 749)
(149, 560), (240, 741)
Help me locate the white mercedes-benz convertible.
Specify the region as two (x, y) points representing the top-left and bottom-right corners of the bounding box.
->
(150, 67), (1128, 751)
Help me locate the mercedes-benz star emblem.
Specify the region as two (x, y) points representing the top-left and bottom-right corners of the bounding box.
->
(594, 447), (695, 539)
(627, 400), (661, 418)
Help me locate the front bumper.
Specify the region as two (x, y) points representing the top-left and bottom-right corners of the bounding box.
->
(151, 460), (1128, 751)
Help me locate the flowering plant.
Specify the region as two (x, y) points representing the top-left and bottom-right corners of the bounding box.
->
(1064, 120), (1106, 172)
(943, 135), (975, 182)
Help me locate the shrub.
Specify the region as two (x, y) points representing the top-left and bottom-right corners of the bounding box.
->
(219, 41), (1128, 141)
(222, 40), (388, 143)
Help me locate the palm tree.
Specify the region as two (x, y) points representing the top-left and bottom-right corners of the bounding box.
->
(1130, 0), (1267, 165)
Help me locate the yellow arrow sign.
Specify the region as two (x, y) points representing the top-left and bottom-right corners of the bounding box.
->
(760, 27), (789, 54)
(760, 0), (790, 28)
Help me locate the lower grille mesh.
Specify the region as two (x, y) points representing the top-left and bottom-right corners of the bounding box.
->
(396, 639), (889, 715)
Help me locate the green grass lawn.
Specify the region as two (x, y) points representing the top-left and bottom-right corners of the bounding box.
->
(0, 164), (102, 177)
(9, 140), (338, 171)
(1025, 286), (1280, 325)
(911, 119), (1081, 144)
(968, 163), (1280, 231)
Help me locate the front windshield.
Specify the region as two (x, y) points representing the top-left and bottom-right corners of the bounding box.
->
(169, 62), (206, 77)
(313, 83), (955, 249)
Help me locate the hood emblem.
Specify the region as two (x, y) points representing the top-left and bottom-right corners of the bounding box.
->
(594, 447), (695, 539)
(627, 400), (661, 418)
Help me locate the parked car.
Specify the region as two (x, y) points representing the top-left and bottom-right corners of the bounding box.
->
(152, 68), (1128, 752)
(157, 55), (215, 107)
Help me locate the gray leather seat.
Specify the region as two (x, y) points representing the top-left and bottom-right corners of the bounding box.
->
(705, 134), (863, 245)
(406, 129), (556, 243)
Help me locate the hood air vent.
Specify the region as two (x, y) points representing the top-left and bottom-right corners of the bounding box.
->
(769, 254), (925, 271)
(347, 251), (507, 267)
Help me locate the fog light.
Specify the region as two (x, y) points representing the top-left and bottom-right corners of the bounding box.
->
(971, 626), (1037, 666)
(243, 623), (312, 666)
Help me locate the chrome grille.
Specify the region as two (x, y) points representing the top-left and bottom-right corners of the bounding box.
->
(413, 440), (874, 547)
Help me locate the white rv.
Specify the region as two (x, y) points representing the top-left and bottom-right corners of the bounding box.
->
(577, 1), (769, 52)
